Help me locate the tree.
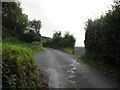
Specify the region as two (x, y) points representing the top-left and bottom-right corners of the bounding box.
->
(84, 1), (120, 66)
(2, 2), (28, 37)
(28, 20), (42, 35)
(62, 32), (76, 48)
(53, 31), (61, 39)
(24, 20), (42, 42)
(52, 31), (62, 47)
(24, 30), (40, 43)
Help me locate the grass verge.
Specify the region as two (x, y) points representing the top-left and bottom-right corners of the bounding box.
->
(63, 48), (73, 54)
(79, 53), (120, 83)
(44, 46), (74, 54)
(3, 37), (44, 53)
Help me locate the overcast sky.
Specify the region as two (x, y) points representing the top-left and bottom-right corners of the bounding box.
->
(19, 0), (113, 46)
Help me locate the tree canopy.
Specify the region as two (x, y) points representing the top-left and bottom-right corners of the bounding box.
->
(2, 2), (42, 42)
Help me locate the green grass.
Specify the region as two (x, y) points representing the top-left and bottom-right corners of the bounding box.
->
(47, 46), (74, 54)
(63, 48), (73, 54)
(2, 37), (47, 88)
(0, 43), (2, 55)
(3, 37), (44, 53)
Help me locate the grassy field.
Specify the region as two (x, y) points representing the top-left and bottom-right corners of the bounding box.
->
(2, 37), (48, 88)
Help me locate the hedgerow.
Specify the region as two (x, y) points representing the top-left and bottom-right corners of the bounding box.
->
(2, 43), (46, 88)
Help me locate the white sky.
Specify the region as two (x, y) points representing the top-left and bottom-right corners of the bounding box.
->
(19, 0), (113, 46)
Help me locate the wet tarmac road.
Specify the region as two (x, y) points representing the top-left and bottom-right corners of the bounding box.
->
(34, 48), (119, 88)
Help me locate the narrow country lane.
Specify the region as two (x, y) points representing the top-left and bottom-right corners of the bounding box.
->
(34, 48), (119, 88)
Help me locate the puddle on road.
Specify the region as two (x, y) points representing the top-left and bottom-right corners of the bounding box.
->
(45, 57), (80, 88)
(72, 59), (80, 65)
(67, 80), (77, 87)
(70, 59), (80, 67)
(66, 59), (79, 88)
(67, 75), (75, 79)
(68, 80), (76, 84)
(70, 67), (76, 71)
(68, 70), (75, 74)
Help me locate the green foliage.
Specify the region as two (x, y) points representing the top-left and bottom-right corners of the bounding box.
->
(62, 32), (76, 48)
(23, 30), (41, 43)
(84, 2), (120, 66)
(0, 43), (2, 55)
(43, 31), (76, 53)
(2, 27), (11, 39)
(2, 2), (28, 37)
(2, 37), (44, 88)
(3, 36), (22, 44)
(84, 2), (120, 82)
(2, 43), (45, 88)
(41, 36), (51, 43)
(2, 1), (46, 89)
(3, 37), (44, 53)
(23, 20), (42, 42)
(63, 48), (73, 54)
(28, 20), (42, 34)
(2, 2), (42, 43)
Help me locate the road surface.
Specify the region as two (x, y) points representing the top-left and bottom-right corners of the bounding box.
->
(34, 48), (119, 88)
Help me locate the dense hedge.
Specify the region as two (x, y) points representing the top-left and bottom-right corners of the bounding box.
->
(84, 3), (120, 66)
(43, 31), (76, 52)
(2, 43), (45, 88)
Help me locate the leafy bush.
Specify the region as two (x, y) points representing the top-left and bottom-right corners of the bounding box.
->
(2, 27), (11, 39)
(84, 3), (120, 66)
(23, 30), (41, 43)
(3, 37), (22, 44)
(2, 43), (45, 88)
(3, 37), (44, 53)
(43, 31), (76, 53)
